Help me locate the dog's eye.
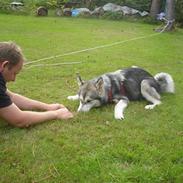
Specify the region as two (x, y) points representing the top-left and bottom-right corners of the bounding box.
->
(86, 99), (91, 103)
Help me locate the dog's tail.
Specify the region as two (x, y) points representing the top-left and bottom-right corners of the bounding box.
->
(154, 72), (175, 93)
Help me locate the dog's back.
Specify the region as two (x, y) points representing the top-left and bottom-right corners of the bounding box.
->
(100, 68), (159, 101)
(121, 68), (160, 100)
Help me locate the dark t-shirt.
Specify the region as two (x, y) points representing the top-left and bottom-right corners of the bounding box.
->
(0, 73), (12, 108)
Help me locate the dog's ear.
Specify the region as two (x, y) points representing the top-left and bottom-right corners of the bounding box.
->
(95, 77), (104, 95)
(76, 73), (84, 86)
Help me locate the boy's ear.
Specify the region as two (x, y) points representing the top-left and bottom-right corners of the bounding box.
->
(76, 73), (84, 86)
(0, 61), (9, 71)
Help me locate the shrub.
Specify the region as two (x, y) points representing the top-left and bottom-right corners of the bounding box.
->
(175, 0), (183, 27)
(33, 0), (57, 9)
(101, 11), (123, 20)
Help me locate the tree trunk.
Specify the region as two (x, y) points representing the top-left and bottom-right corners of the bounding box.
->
(164, 0), (175, 31)
(150, 0), (161, 18)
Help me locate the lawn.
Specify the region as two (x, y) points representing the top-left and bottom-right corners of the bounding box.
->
(0, 14), (183, 183)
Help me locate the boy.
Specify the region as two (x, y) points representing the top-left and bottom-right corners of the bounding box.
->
(0, 41), (73, 128)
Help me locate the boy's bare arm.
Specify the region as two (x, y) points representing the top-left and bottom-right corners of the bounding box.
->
(0, 103), (73, 128)
(7, 90), (65, 111)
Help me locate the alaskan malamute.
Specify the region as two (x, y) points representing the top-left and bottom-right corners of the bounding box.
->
(68, 66), (175, 120)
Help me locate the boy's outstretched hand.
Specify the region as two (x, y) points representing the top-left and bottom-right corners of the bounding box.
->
(56, 107), (74, 119)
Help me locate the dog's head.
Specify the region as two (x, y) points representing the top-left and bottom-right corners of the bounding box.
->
(77, 74), (104, 112)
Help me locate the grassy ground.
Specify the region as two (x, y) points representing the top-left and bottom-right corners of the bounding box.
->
(0, 14), (183, 183)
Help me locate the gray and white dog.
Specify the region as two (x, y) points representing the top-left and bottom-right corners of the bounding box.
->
(68, 66), (175, 120)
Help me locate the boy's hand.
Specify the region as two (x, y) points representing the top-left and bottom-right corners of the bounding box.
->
(56, 108), (73, 119)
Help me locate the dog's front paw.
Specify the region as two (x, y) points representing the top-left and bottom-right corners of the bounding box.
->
(114, 111), (124, 120)
(145, 104), (155, 110)
(67, 96), (74, 100)
(67, 95), (79, 101)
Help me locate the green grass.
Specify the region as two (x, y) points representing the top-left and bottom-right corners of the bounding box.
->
(0, 14), (183, 183)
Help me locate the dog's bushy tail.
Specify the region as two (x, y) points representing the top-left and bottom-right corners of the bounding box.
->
(154, 73), (175, 93)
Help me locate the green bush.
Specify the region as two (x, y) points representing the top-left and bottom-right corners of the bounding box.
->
(175, 0), (183, 27)
(0, 0), (11, 12)
(0, 0), (30, 15)
(101, 11), (123, 20)
(34, 0), (57, 9)
(91, 0), (182, 26)
(88, 0), (151, 11)
(0, 0), (182, 26)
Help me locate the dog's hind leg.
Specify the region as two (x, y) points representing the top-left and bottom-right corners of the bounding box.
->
(67, 94), (79, 101)
(114, 99), (128, 120)
(141, 79), (161, 110)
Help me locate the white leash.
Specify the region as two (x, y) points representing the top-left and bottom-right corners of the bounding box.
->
(25, 61), (82, 69)
(155, 18), (175, 33)
(160, 19), (175, 33)
(24, 32), (162, 67)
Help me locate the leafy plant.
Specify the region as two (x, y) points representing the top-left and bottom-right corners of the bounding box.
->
(101, 11), (123, 20)
(175, 0), (183, 27)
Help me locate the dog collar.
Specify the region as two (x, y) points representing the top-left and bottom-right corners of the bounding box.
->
(108, 81), (126, 103)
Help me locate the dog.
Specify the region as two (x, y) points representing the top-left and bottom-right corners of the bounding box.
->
(68, 66), (175, 120)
